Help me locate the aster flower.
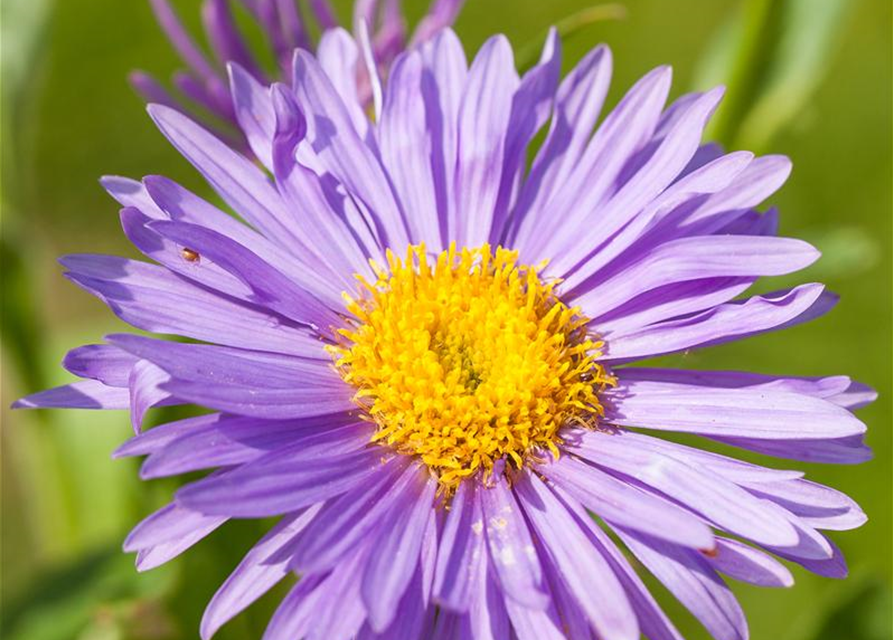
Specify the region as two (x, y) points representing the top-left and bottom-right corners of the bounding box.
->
(17, 26), (875, 640)
(132, 0), (463, 148)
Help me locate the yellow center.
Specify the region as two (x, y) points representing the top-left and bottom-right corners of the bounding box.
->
(329, 244), (613, 491)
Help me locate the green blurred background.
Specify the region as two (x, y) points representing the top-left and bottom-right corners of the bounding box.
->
(1, 0), (890, 638)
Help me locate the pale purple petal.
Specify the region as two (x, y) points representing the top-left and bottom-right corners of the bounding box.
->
(518, 66), (672, 261)
(286, 457), (413, 574)
(575, 430), (799, 546)
(317, 29), (370, 138)
(515, 473), (639, 640)
(62, 343), (139, 388)
(228, 62), (275, 169)
(176, 447), (382, 517)
(113, 412), (224, 458)
(742, 479), (867, 531)
(14, 380), (131, 410)
(124, 501), (227, 552)
(361, 468), (436, 631)
(141, 418), (369, 479)
(292, 48), (411, 250)
(452, 35), (519, 247)
(707, 537), (794, 588)
(606, 378), (867, 440)
(201, 507), (323, 640)
(539, 454), (714, 549)
(148, 219), (342, 329)
(509, 45), (612, 247)
(712, 433), (873, 464)
(618, 529), (748, 640)
(574, 234), (818, 319)
(128, 359), (173, 433)
(61, 254), (325, 358)
(480, 477), (548, 609)
(378, 49), (442, 248)
(433, 480), (485, 611)
(605, 284), (835, 362)
(489, 29), (561, 242)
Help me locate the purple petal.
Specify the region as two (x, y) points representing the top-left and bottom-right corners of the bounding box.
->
(560, 150), (755, 296)
(361, 469), (436, 631)
(317, 29), (370, 138)
(510, 44), (612, 247)
(575, 430), (799, 546)
(148, 0), (218, 82)
(773, 535), (848, 579)
(141, 415), (368, 479)
(712, 433), (873, 464)
(148, 219), (341, 330)
(480, 477), (548, 609)
(263, 548), (368, 640)
(128, 501), (226, 572)
(561, 493), (684, 640)
(203, 0), (265, 81)
(617, 529), (748, 640)
(433, 480), (485, 611)
(292, 48), (410, 250)
(419, 28), (467, 243)
(228, 62), (275, 169)
(515, 473), (639, 640)
(411, 0), (465, 44)
(607, 378), (867, 440)
(201, 507), (322, 640)
(463, 553), (511, 640)
(605, 284), (836, 362)
(586, 429), (803, 484)
(707, 537), (794, 588)
(128, 359), (173, 433)
(489, 29), (561, 243)
(14, 380), (130, 410)
(101, 175), (166, 218)
(113, 412), (224, 458)
(61, 254), (325, 358)
(574, 234), (818, 320)
(62, 343), (138, 388)
(452, 35), (519, 247)
(286, 457), (413, 574)
(539, 454), (714, 549)
(120, 207), (255, 302)
(147, 104), (321, 260)
(106, 333), (340, 389)
(142, 174), (342, 297)
(519, 65), (672, 260)
(743, 479), (867, 531)
(378, 49), (443, 249)
(159, 380), (353, 419)
(827, 380), (878, 411)
(124, 501), (227, 552)
(176, 447), (382, 517)
(270, 83), (379, 279)
(547, 88), (726, 281)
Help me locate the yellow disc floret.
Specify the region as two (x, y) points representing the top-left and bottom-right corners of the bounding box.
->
(329, 243), (613, 492)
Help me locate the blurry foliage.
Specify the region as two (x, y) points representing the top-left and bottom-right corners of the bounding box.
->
(1, 0), (891, 639)
(695, 0), (852, 152)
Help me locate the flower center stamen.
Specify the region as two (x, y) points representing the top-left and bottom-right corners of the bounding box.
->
(330, 243), (613, 491)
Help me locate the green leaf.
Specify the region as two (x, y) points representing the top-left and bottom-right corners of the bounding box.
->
(695, 0), (853, 151)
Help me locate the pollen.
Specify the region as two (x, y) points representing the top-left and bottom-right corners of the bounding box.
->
(329, 243), (613, 492)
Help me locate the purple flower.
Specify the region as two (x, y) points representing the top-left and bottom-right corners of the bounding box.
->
(132, 0), (464, 149)
(17, 27), (874, 640)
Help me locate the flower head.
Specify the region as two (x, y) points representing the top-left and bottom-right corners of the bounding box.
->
(18, 26), (874, 640)
(132, 0), (464, 150)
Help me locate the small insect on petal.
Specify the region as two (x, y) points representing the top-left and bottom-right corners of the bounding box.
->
(180, 247), (200, 263)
